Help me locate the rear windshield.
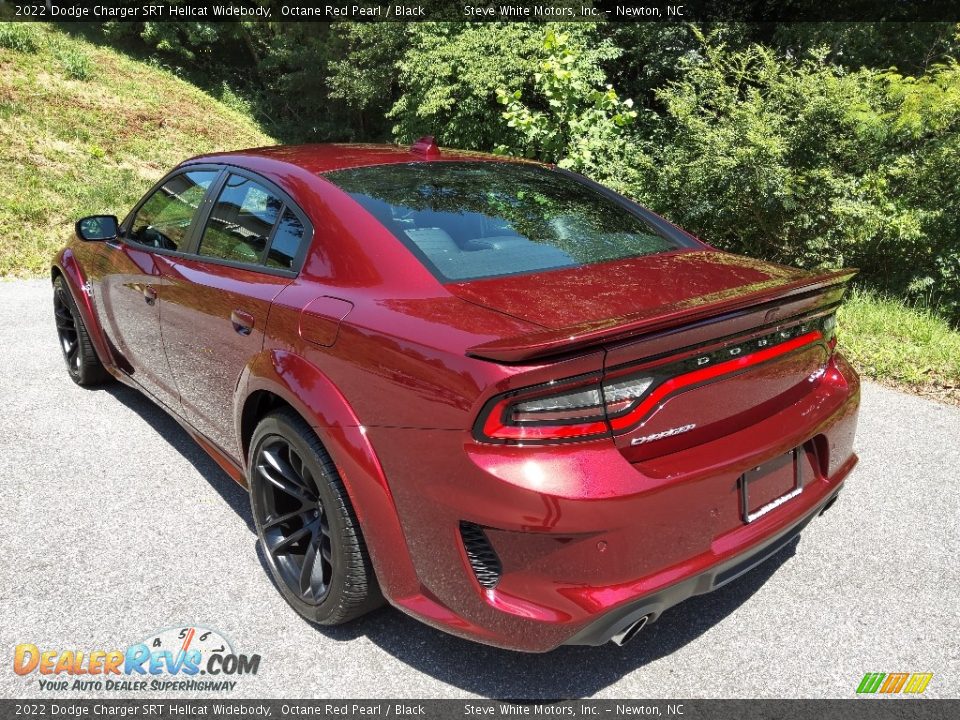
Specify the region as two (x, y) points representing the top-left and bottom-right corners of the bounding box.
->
(324, 162), (686, 282)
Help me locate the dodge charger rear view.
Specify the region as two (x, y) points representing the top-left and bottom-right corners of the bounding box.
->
(51, 139), (860, 651)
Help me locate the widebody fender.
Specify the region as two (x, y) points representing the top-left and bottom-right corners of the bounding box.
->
(237, 349), (421, 601)
(52, 248), (116, 373)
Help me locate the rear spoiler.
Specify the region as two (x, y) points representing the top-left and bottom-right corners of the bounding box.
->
(466, 269), (857, 363)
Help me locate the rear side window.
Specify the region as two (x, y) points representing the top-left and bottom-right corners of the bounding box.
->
(198, 174), (283, 265)
(128, 171), (218, 251)
(324, 162), (684, 282)
(265, 208), (305, 270)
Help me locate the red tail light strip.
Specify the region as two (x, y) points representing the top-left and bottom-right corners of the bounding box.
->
(480, 400), (608, 441)
(607, 330), (824, 432)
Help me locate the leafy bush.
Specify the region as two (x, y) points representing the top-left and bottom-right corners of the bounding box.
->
(0, 22), (42, 53)
(386, 23), (619, 149)
(60, 48), (93, 80)
(494, 29), (638, 186)
(627, 32), (960, 321)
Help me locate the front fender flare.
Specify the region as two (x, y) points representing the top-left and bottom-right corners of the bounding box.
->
(52, 249), (114, 371)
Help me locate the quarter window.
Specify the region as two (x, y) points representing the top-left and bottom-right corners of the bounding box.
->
(265, 209), (306, 270)
(128, 171), (218, 251)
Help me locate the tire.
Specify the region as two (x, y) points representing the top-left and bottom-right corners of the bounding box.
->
(53, 276), (111, 387)
(248, 409), (383, 624)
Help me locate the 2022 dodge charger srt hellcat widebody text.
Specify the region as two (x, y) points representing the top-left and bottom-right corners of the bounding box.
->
(52, 138), (859, 651)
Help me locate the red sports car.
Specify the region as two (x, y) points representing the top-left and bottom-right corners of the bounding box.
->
(52, 139), (859, 651)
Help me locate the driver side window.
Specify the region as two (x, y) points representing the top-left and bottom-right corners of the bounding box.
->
(128, 170), (218, 251)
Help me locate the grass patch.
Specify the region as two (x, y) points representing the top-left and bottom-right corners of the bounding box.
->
(58, 47), (93, 81)
(0, 23), (274, 277)
(0, 23), (42, 53)
(838, 289), (960, 404)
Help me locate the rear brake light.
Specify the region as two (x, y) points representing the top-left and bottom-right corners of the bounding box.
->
(605, 330), (821, 433)
(477, 376), (610, 443)
(475, 316), (834, 444)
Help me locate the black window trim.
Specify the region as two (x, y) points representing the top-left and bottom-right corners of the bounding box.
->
(120, 163), (314, 278)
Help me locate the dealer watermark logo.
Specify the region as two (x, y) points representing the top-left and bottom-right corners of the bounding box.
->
(856, 672), (933, 695)
(13, 626), (260, 693)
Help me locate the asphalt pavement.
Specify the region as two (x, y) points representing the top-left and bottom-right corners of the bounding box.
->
(1, 278), (957, 699)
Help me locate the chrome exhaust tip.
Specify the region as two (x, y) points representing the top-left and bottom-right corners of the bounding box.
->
(610, 614), (650, 647)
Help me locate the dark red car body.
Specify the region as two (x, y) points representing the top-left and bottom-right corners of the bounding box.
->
(53, 142), (860, 651)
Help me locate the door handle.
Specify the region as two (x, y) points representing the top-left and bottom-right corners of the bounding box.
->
(143, 285), (157, 305)
(231, 309), (255, 336)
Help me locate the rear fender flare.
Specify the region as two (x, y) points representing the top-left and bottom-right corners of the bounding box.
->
(237, 349), (420, 600)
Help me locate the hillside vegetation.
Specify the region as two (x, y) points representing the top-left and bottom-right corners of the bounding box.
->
(0, 22), (956, 404)
(0, 23), (274, 276)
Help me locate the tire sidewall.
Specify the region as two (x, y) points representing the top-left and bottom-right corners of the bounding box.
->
(53, 277), (84, 384)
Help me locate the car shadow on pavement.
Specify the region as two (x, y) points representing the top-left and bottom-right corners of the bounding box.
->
(105, 384), (255, 533)
(349, 541), (798, 699)
(104, 381), (799, 699)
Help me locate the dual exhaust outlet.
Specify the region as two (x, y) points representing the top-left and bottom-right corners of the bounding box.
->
(610, 614), (651, 647)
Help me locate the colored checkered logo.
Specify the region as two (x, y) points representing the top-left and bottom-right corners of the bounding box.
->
(857, 672), (933, 694)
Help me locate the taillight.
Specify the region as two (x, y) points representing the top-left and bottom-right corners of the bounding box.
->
(477, 375), (610, 443)
(474, 315), (834, 445)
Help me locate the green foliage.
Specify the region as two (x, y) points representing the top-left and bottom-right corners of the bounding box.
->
(0, 22), (42, 53)
(139, 21), (223, 61)
(494, 29), (637, 184)
(59, 47), (93, 80)
(386, 23), (544, 148)
(386, 23), (619, 150)
(0, 23), (272, 278)
(326, 24), (406, 139)
(769, 22), (960, 75)
(838, 289), (960, 403)
(629, 31), (960, 320)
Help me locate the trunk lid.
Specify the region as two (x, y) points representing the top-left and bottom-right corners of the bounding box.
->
(450, 249), (814, 332)
(455, 250), (854, 363)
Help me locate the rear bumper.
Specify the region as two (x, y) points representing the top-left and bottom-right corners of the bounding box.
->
(364, 354), (860, 652)
(563, 483), (843, 646)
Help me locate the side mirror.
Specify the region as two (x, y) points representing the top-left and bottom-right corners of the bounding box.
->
(75, 215), (119, 242)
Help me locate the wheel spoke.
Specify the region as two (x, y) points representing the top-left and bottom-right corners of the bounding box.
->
(298, 536), (325, 597)
(262, 507), (312, 530)
(64, 339), (79, 365)
(288, 447), (305, 480)
(269, 517), (319, 556)
(257, 461), (312, 505)
(263, 446), (313, 494)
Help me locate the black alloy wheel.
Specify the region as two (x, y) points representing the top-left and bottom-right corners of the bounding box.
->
(52, 276), (110, 386)
(54, 282), (80, 374)
(254, 435), (334, 604)
(249, 410), (382, 624)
